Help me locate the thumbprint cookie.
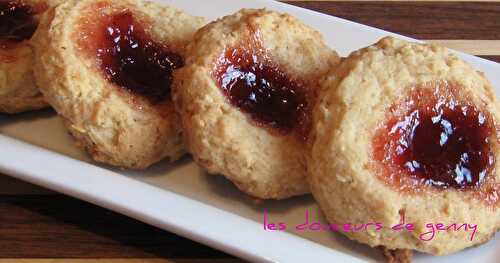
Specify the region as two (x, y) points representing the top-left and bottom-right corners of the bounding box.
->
(309, 37), (500, 255)
(173, 9), (340, 199)
(33, 0), (205, 169)
(0, 0), (57, 113)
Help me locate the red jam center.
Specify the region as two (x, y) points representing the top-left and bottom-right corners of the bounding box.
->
(96, 12), (183, 102)
(214, 41), (308, 136)
(374, 84), (495, 191)
(0, 0), (37, 47)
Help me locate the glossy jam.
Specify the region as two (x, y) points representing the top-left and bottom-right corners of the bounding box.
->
(0, 0), (37, 48)
(214, 41), (308, 136)
(95, 12), (183, 102)
(374, 83), (496, 194)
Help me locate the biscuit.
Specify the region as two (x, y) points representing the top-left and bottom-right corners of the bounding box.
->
(33, 0), (205, 168)
(309, 37), (500, 255)
(381, 248), (413, 263)
(0, 0), (56, 113)
(173, 9), (340, 199)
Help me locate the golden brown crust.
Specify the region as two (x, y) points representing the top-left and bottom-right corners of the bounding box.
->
(309, 37), (500, 255)
(380, 248), (413, 263)
(32, 0), (205, 168)
(0, 44), (46, 113)
(0, 0), (58, 113)
(173, 9), (340, 199)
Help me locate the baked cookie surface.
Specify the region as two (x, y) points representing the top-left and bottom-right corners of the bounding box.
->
(33, 0), (205, 168)
(0, 0), (55, 113)
(173, 9), (340, 199)
(309, 37), (500, 255)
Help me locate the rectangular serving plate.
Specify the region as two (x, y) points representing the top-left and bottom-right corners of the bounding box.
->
(1, 0), (499, 262)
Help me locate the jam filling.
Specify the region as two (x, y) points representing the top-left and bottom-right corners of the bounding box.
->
(95, 11), (183, 102)
(0, 0), (38, 48)
(374, 83), (496, 194)
(213, 37), (309, 136)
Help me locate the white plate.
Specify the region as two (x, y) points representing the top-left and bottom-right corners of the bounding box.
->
(1, 0), (499, 262)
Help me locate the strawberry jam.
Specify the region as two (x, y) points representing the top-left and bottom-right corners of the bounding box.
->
(213, 36), (309, 137)
(0, 0), (38, 48)
(94, 11), (182, 102)
(374, 82), (497, 199)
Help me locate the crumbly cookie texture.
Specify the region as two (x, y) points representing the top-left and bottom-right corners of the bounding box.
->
(32, 0), (205, 169)
(173, 9), (340, 199)
(309, 37), (500, 255)
(0, 0), (61, 113)
(381, 248), (413, 263)
(0, 43), (46, 113)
